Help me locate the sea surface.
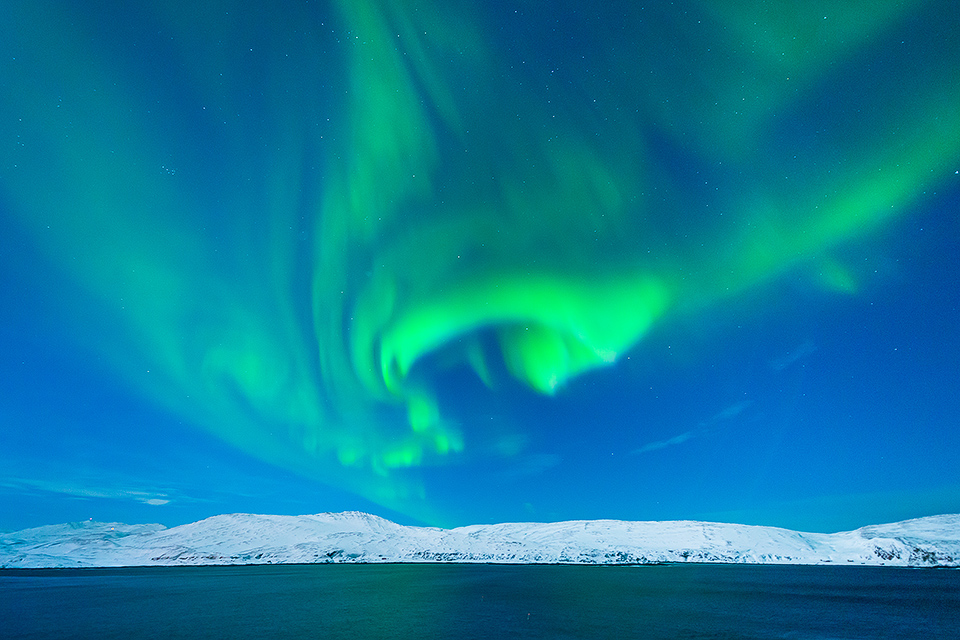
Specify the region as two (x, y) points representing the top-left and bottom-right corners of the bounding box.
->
(2, 564), (958, 639)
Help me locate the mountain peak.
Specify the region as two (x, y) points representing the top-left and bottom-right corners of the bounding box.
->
(2, 512), (957, 569)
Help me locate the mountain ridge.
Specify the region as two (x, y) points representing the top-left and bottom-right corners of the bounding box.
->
(2, 512), (958, 569)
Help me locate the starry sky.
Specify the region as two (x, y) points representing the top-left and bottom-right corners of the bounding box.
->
(2, 0), (959, 533)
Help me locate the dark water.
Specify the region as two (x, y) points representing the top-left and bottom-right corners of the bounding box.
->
(2, 564), (958, 639)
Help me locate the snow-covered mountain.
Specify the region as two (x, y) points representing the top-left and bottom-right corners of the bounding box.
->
(2, 512), (958, 569)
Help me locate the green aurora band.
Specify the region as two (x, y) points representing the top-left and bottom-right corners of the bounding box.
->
(2, 0), (958, 522)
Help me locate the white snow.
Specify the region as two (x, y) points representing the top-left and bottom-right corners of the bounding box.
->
(1, 512), (957, 569)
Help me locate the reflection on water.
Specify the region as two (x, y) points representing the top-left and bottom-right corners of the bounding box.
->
(2, 564), (959, 639)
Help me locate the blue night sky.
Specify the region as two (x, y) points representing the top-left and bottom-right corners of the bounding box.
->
(1, 0), (959, 533)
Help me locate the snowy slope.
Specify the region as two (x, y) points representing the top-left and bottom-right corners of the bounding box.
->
(1, 512), (958, 568)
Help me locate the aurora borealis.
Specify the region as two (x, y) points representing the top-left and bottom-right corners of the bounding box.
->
(2, 0), (958, 531)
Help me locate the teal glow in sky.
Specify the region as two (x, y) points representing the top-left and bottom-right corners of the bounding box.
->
(2, 0), (959, 532)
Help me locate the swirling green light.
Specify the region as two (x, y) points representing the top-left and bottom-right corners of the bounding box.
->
(1, 0), (957, 522)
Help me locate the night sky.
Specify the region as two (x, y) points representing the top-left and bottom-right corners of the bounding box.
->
(2, 0), (958, 533)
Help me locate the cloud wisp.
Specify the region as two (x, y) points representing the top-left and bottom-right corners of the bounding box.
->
(632, 400), (752, 455)
(769, 340), (818, 371)
(1, 477), (172, 506)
